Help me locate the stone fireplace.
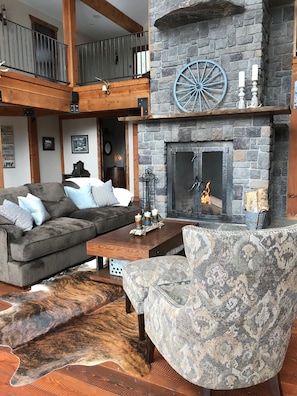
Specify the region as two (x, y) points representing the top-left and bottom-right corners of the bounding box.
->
(138, 111), (280, 224)
(135, 0), (293, 224)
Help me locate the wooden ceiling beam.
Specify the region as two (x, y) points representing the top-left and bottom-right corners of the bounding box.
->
(0, 71), (72, 114)
(81, 0), (143, 33)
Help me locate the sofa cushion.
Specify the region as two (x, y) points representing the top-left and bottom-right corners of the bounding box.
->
(64, 184), (97, 209)
(26, 182), (78, 218)
(69, 205), (141, 234)
(10, 217), (96, 262)
(65, 177), (104, 187)
(91, 180), (119, 207)
(18, 194), (51, 226)
(0, 200), (33, 231)
(113, 188), (134, 206)
(0, 185), (30, 205)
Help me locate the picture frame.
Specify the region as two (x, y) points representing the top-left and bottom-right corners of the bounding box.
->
(71, 135), (89, 154)
(42, 137), (55, 151)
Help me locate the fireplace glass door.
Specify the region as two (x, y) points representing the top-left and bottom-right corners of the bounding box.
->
(167, 142), (233, 221)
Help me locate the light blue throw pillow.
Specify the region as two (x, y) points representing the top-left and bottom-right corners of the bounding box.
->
(18, 193), (51, 226)
(64, 184), (97, 209)
(0, 199), (33, 231)
(91, 180), (119, 207)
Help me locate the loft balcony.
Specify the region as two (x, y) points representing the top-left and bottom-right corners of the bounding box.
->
(0, 19), (68, 84)
(0, 18), (149, 86)
(77, 31), (149, 85)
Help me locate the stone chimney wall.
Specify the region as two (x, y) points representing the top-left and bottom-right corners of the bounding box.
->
(137, 0), (294, 221)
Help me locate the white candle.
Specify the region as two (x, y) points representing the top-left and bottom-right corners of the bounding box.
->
(252, 64), (258, 81)
(135, 213), (142, 221)
(238, 71), (245, 88)
(152, 208), (158, 216)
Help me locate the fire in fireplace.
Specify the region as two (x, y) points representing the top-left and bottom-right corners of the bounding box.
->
(167, 142), (233, 221)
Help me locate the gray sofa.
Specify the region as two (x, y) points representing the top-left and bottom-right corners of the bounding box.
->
(0, 182), (140, 287)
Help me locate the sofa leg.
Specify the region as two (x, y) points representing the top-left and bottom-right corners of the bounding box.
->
(138, 313), (145, 340)
(146, 334), (155, 363)
(268, 374), (283, 396)
(125, 294), (132, 313)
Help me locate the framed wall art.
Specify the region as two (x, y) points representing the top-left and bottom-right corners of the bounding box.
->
(71, 135), (89, 154)
(42, 137), (55, 151)
(1, 125), (15, 168)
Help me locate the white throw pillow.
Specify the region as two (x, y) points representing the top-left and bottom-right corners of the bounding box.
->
(0, 199), (33, 231)
(65, 177), (104, 187)
(64, 183), (97, 209)
(112, 188), (134, 206)
(91, 180), (119, 207)
(18, 193), (51, 226)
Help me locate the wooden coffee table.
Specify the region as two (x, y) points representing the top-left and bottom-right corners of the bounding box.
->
(86, 219), (197, 285)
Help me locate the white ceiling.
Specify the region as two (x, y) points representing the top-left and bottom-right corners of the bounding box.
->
(17, 0), (148, 40)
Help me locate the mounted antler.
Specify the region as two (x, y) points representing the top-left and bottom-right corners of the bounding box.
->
(0, 60), (9, 76)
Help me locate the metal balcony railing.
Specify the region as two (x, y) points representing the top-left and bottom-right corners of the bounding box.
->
(76, 31), (149, 85)
(0, 18), (149, 86)
(0, 19), (68, 84)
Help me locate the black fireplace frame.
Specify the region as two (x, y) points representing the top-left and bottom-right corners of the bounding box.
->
(167, 141), (233, 221)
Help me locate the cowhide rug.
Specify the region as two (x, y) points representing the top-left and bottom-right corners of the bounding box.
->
(0, 265), (150, 386)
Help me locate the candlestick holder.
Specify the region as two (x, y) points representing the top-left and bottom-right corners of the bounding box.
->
(248, 80), (261, 108)
(238, 86), (246, 109)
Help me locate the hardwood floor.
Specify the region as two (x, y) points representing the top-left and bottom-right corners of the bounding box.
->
(0, 282), (296, 396)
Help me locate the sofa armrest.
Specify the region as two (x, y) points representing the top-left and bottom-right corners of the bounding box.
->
(0, 225), (23, 263)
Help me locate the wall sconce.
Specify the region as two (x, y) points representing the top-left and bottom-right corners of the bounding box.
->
(95, 77), (110, 95)
(0, 5), (7, 25)
(114, 154), (122, 162)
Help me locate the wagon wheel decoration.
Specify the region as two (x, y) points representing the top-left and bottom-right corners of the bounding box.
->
(173, 59), (227, 113)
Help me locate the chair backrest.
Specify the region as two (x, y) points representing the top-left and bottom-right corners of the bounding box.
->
(179, 224), (297, 389)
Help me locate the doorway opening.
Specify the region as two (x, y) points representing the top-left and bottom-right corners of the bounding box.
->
(101, 117), (126, 188)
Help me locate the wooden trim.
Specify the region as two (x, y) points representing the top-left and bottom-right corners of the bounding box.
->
(288, 57), (297, 215)
(29, 15), (58, 38)
(97, 118), (103, 180)
(133, 123), (139, 202)
(62, 0), (78, 87)
(27, 117), (40, 183)
(118, 106), (291, 123)
(0, 131), (3, 188)
(125, 123), (130, 190)
(293, 0), (297, 57)
(59, 117), (65, 176)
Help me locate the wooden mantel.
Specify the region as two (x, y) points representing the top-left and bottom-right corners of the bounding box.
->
(118, 105), (291, 122)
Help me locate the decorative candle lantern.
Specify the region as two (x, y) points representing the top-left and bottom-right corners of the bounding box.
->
(135, 213), (143, 230)
(152, 208), (158, 223)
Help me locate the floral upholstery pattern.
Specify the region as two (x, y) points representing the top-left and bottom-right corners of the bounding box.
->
(122, 255), (191, 314)
(144, 224), (297, 390)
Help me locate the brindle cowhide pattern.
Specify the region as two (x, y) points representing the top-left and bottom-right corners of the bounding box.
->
(0, 267), (149, 386)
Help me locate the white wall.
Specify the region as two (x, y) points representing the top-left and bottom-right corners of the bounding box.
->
(9, 0), (93, 44)
(62, 118), (99, 177)
(1, 117), (31, 187)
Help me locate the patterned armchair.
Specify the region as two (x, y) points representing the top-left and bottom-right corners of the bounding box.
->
(144, 224), (297, 395)
(122, 255), (191, 340)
